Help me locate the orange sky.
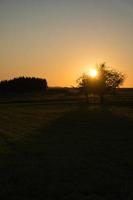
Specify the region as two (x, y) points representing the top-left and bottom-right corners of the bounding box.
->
(0, 0), (133, 87)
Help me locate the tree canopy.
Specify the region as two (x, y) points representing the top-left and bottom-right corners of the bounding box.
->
(0, 77), (48, 94)
(77, 63), (125, 103)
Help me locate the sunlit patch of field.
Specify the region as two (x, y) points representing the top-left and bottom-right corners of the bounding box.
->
(0, 104), (75, 153)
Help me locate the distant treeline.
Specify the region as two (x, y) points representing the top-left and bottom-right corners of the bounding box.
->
(0, 77), (48, 93)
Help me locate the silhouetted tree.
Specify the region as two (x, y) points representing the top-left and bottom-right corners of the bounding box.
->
(77, 63), (125, 104)
(0, 77), (48, 94)
(77, 74), (92, 102)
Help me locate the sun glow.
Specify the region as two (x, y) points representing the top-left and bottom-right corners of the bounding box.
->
(89, 69), (98, 78)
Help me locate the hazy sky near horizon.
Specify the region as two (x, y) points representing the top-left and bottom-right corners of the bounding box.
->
(0, 0), (133, 87)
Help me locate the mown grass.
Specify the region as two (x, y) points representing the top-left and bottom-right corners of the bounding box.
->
(0, 104), (74, 153)
(0, 103), (133, 199)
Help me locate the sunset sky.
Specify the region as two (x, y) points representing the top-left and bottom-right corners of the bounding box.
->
(0, 0), (133, 87)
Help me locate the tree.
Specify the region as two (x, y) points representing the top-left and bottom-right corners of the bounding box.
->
(77, 63), (125, 104)
(0, 77), (48, 94)
(77, 74), (91, 102)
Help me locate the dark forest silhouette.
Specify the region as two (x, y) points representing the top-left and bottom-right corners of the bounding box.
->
(0, 77), (47, 94)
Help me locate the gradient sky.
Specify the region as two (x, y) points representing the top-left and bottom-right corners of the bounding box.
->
(0, 0), (133, 87)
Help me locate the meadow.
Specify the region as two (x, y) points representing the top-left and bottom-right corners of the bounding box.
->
(0, 90), (133, 199)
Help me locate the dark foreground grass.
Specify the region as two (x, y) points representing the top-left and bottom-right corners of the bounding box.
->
(0, 105), (133, 199)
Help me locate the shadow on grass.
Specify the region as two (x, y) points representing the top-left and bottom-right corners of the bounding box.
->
(0, 106), (133, 199)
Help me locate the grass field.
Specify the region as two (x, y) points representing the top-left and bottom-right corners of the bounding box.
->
(0, 92), (133, 199)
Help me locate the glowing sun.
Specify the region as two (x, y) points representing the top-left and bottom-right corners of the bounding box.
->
(89, 69), (98, 78)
